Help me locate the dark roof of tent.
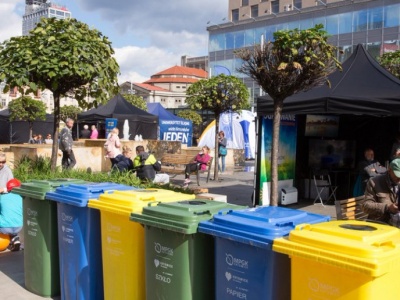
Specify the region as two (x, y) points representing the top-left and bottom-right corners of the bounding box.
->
(256, 44), (400, 116)
(147, 103), (189, 122)
(0, 109), (54, 122)
(78, 94), (158, 123)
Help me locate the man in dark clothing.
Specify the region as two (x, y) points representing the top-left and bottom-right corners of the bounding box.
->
(363, 158), (400, 224)
(358, 148), (387, 191)
(59, 118), (76, 170)
(80, 125), (91, 139)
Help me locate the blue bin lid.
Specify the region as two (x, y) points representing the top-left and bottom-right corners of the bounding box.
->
(198, 206), (330, 249)
(45, 182), (136, 207)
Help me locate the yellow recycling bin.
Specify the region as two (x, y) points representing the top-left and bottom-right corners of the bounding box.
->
(273, 220), (400, 300)
(88, 189), (195, 300)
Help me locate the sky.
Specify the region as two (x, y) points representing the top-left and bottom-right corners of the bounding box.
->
(0, 0), (228, 84)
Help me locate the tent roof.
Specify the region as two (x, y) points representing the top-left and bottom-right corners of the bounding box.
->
(147, 103), (188, 122)
(256, 44), (400, 116)
(78, 94), (158, 123)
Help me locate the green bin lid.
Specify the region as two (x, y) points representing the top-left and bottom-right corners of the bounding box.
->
(88, 188), (196, 217)
(12, 179), (87, 200)
(130, 199), (245, 234)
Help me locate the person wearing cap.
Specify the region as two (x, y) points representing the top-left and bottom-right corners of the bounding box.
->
(0, 172), (23, 251)
(363, 158), (400, 224)
(0, 152), (13, 194)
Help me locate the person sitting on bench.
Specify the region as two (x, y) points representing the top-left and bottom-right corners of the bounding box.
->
(183, 146), (211, 187)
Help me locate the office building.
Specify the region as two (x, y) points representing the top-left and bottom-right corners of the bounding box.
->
(208, 0), (400, 106)
(23, 0), (71, 36)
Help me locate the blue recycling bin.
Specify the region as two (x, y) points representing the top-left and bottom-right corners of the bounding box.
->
(45, 182), (135, 300)
(198, 206), (330, 300)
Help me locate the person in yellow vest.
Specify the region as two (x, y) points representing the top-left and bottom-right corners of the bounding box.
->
(133, 146), (169, 184)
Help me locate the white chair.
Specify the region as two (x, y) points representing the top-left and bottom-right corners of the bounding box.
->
(313, 169), (337, 206)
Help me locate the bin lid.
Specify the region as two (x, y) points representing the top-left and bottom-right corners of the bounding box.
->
(12, 179), (86, 200)
(45, 183), (136, 207)
(198, 206), (330, 249)
(272, 220), (400, 277)
(130, 199), (244, 234)
(88, 188), (196, 216)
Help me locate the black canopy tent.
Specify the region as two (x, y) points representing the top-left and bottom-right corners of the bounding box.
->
(257, 44), (400, 116)
(0, 109), (54, 144)
(253, 44), (400, 205)
(78, 94), (158, 139)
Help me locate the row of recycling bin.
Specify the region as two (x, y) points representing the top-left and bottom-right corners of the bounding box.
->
(12, 179), (400, 300)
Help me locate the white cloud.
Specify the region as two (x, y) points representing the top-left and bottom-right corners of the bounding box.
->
(0, 0), (23, 42)
(114, 45), (179, 83)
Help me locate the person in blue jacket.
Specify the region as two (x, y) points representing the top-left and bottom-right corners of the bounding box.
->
(0, 177), (23, 252)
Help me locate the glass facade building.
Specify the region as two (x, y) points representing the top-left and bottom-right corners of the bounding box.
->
(208, 0), (400, 106)
(22, 1), (71, 36)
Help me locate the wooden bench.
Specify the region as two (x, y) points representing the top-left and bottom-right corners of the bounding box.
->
(335, 196), (368, 220)
(160, 154), (213, 186)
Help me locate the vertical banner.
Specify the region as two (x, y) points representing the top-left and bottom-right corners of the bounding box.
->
(105, 118), (118, 137)
(259, 115), (297, 205)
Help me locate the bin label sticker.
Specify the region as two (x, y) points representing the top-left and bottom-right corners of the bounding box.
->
(308, 277), (340, 296)
(27, 208), (38, 217)
(154, 242), (174, 256)
(26, 209), (39, 237)
(226, 253), (249, 269)
(226, 288), (247, 299)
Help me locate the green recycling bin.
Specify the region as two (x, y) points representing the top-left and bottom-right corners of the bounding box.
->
(12, 179), (86, 297)
(130, 199), (244, 300)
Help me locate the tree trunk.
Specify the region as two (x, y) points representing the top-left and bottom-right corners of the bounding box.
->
(270, 99), (283, 206)
(213, 114), (220, 181)
(51, 94), (61, 171)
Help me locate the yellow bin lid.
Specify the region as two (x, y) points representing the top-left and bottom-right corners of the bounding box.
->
(88, 188), (195, 216)
(272, 220), (400, 277)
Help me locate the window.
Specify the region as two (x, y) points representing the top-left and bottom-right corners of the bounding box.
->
(251, 5), (258, 18)
(271, 0), (280, 14)
(242, 0), (249, 7)
(294, 0), (302, 9)
(232, 9), (239, 22)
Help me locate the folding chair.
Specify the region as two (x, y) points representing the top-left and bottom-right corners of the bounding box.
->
(312, 169), (338, 206)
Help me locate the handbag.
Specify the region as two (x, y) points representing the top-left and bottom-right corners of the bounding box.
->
(219, 146), (227, 156)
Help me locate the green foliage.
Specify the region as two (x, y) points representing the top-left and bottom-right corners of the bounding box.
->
(121, 93), (148, 111)
(235, 24), (341, 101)
(186, 74), (249, 117)
(59, 105), (82, 122)
(13, 155), (194, 194)
(0, 17), (120, 108)
(186, 74), (249, 181)
(8, 96), (47, 123)
(0, 17), (120, 170)
(378, 50), (400, 79)
(177, 110), (202, 125)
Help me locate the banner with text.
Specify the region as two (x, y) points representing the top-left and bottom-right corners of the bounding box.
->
(160, 119), (193, 146)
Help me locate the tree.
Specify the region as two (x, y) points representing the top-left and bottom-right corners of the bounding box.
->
(378, 50), (400, 79)
(0, 18), (120, 170)
(59, 105), (82, 123)
(235, 24), (341, 206)
(186, 74), (249, 181)
(177, 110), (202, 125)
(122, 93), (148, 111)
(8, 96), (47, 141)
